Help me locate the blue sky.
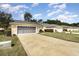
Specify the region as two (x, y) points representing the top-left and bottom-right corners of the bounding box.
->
(0, 3), (79, 23)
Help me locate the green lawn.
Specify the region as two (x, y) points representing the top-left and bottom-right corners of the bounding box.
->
(40, 32), (79, 43)
(0, 34), (27, 56)
(0, 35), (11, 42)
(72, 31), (79, 33)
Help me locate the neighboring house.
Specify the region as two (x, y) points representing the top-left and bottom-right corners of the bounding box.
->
(42, 23), (79, 32)
(63, 26), (79, 32)
(0, 28), (4, 30)
(42, 23), (56, 32)
(42, 23), (63, 32)
(0, 28), (4, 34)
(10, 21), (43, 35)
(0, 28), (4, 32)
(55, 26), (63, 32)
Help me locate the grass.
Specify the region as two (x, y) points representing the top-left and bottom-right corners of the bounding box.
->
(72, 31), (79, 33)
(0, 35), (11, 42)
(40, 32), (79, 43)
(0, 34), (27, 56)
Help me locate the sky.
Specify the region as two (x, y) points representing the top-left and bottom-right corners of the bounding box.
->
(0, 3), (79, 23)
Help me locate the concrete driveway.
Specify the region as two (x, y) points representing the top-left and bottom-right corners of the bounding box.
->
(18, 34), (79, 56)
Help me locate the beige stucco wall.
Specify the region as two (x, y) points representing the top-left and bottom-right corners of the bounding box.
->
(11, 23), (42, 35)
(55, 28), (63, 32)
(42, 26), (63, 32)
(42, 27), (56, 32)
(67, 28), (79, 32)
(11, 25), (17, 35)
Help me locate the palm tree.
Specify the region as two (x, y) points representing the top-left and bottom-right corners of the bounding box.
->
(24, 12), (32, 22)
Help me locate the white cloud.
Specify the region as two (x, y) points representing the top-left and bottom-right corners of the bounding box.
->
(46, 10), (50, 12)
(32, 3), (39, 7)
(14, 5), (29, 10)
(47, 4), (67, 17)
(0, 4), (29, 13)
(48, 3), (59, 7)
(9, 5), (29, 13)
(57, 14), (79, 22)
(33, 13), (42, 18)
(53, 4), (66, 10)
(57, 15), (69, 21)
(72, 15), (78, 17)
(20, 13), (24, 20)
(48, 8), (79, 23)
(47, 9), (62, 17)
(0, 4), (11, 9)
(64, 11), (70, 15)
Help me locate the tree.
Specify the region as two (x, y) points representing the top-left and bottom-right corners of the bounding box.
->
(43, 19), (71, 26)
(24, 12), (32, 21)
(0, 11), (13, 29)
(70, 23), (78, 26)
(44, 19), (61, 24)
(38, 19), (43, 23)
(31, 19), (37, 22)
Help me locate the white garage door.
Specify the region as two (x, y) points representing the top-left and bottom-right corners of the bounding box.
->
(17, 26), (36, 34)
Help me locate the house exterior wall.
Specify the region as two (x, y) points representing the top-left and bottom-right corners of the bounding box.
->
(0, 28), (4, 30)
(67, 28), (79, 32)
(11, 25), (17, 35)
(55, 28), (63, 32)
(42, 26), (63, 32)
(42, 26), (56, 32)
(11, 23), (42, 35)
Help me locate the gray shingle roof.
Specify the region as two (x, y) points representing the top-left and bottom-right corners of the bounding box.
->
(42, 23), (62, 28)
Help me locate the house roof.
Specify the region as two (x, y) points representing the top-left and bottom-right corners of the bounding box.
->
(42, 23), (79, 29)
(42, 23), (62, 28)
(10, 20), (41, 24)
(63, 26), (79, 29)
(10, 20), (43, 27)
(10, 20), (37, 24)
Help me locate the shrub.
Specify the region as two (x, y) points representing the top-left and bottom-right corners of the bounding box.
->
(5, 30), (11, 36)
(39, 29), (43, 33)
(11, 35), (17, 47)
(0, 30), (4, 35)
(13, 34), (16, 36)
(44, 29), (53, 32)
(4, 28), (11, 36)
(63, 29), (67, 31)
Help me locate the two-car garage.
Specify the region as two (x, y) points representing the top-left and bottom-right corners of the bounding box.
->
(17, 26), (36, 34)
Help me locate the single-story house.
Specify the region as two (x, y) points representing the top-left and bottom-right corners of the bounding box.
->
(63, 26), (79, 32)
(55, 27), (63, 32)
(42, 23), (63, 32)
(42, 23), (79, 32)
(0, 28), (4, 31)
(10, 21), (43, 35)
(42, 23), (56, 32)
(0, 28), (4, 32)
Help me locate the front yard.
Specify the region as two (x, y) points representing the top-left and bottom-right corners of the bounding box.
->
(0, 34), (27, 56)
(40, 32), (79, 43)
(0, 35), (11, 42)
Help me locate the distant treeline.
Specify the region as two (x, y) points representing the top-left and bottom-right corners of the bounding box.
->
(29, 19), (79, 27)
(43, 19), (79, 27)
